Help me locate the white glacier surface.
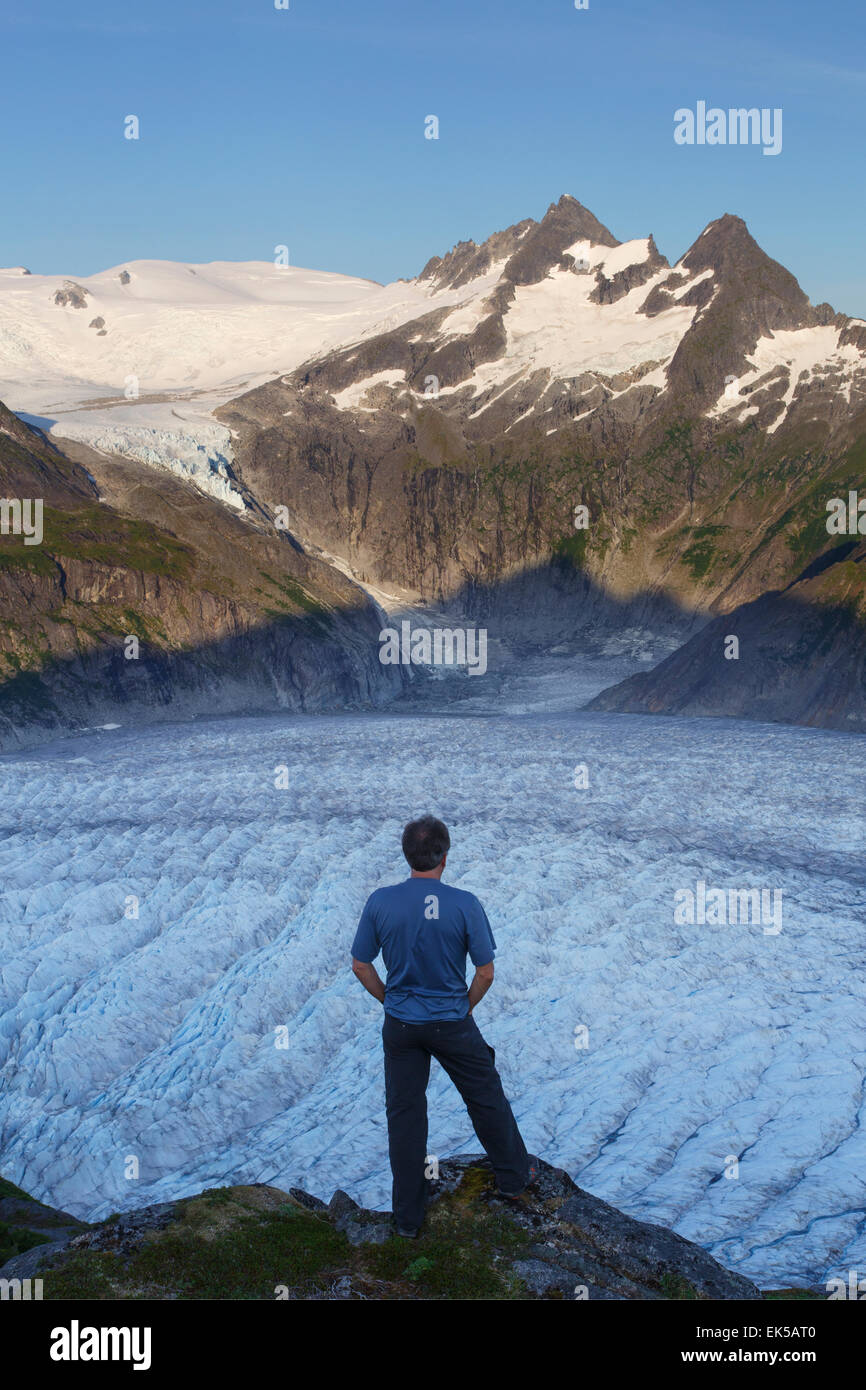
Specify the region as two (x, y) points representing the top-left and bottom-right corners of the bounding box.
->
(0, 706), (864, 1289)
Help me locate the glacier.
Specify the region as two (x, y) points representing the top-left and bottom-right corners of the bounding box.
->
(0, 694), (864, 1290)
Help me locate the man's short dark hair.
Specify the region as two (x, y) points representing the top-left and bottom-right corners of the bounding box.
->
(402, 815), (450, 872)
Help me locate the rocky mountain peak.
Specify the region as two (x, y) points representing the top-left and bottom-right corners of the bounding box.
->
(661, 213), (825, 405)
(680, 213), (804, 301)
(418, 194), (619, 293)
(418, 220), (535, 292)
(503, 194), (619, 286)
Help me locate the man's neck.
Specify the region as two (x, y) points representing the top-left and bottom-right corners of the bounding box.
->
(410, 868), (444, 880)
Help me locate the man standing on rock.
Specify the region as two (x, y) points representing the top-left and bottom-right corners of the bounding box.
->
(351, 814), (535, 1237)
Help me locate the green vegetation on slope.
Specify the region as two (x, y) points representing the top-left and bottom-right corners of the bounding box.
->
(0, 506), (195, 580)
(41, 1177), (530, 1301)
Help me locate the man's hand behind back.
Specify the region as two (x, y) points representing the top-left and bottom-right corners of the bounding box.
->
(352, 958), (386, 1004)
(467, 961), (494, 1013)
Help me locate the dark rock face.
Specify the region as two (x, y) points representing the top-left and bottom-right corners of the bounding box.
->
(418, 195), (617, 294)
(325, 1187), (391, 1244)
(502, 194), (619, 286)
(662, 215), (820, 411)
(589, 543), (866, 731)
(327, 1189), (360, 1220)
(0, 404), (404, 748)
(555, 1188), (753, 1301)
(591, 234), (668, 305)
(512, 1258), (579, 1296)
(288, 1187), (326, 1211)
(419, 221), (534, 292)
(426, 1155), (760, 1300)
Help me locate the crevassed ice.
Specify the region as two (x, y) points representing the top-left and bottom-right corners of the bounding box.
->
(0, 705), (863, 1289)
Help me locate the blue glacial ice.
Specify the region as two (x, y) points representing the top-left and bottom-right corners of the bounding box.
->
(0, 701), (864, 1289)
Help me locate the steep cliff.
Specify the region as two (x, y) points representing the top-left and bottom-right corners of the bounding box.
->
(588, 539), (866, 729)
(0, 403), (402, 748)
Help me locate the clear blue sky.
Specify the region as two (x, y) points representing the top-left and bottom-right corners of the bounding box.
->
(2, 0), (864, 315)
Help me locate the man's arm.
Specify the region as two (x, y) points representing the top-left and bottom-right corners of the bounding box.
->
(352, 958), (386, 1005)
(467, 961), (494, 1013)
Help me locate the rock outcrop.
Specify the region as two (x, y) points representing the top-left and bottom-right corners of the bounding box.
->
(589, 541), (866, 730)
(0, 1156), (781, 1301)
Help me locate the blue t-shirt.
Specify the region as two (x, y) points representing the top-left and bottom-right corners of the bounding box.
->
(351, 878), (497, 1022)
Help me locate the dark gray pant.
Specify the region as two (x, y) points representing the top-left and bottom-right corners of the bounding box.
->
(382, 1011), (530, 1231)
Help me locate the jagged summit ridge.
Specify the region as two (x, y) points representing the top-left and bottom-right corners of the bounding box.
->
(419, 194), (621, 294)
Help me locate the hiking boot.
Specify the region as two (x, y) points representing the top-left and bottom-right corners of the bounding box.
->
(496, 1155), (540, 1200)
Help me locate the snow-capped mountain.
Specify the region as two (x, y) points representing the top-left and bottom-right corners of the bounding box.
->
(4, 194), (866, 733)
(0, 258), (392, 400)
(280, 193), (864, 441)
(213, 197), (866, 727)
(3, 195), (864, 519)
(218, 196), (866, 589)
(5, 198), (864, 518)
(0, 258), (399, 510)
